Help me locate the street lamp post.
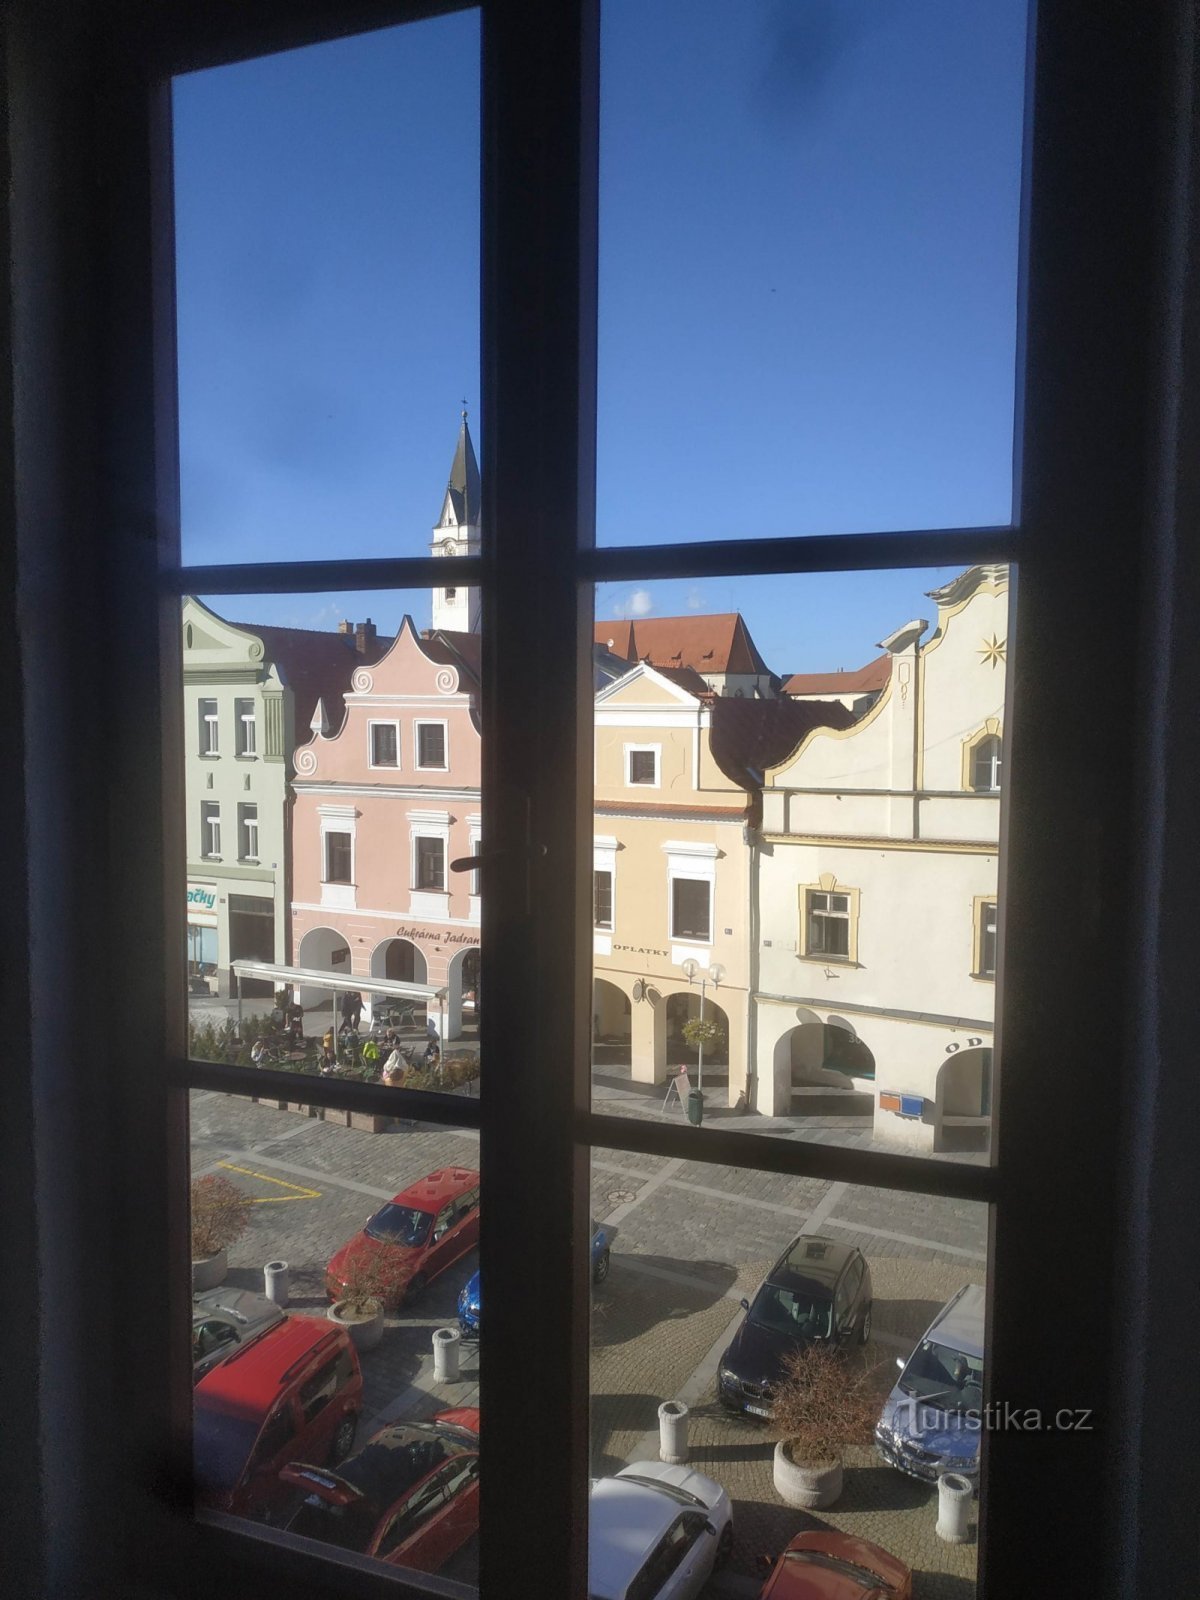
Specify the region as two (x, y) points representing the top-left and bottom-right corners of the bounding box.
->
(680, 958), (725, 1097)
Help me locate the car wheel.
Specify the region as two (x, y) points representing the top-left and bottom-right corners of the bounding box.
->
(332, 1414), (357, 1463)
(860, 1303), (872, 1345)
(592, 1248), (610, 1285)
(715, 1522), (734, 1569)
(405, 1272), (428, 1306)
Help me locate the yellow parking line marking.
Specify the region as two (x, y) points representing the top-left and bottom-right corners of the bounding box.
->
(218, 1160), (321, 1203)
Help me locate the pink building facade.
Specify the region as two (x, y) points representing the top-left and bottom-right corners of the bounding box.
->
(289, 618), (481, 1038)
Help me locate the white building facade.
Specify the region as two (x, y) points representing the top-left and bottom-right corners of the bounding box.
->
(753, 565), (1008, 1153)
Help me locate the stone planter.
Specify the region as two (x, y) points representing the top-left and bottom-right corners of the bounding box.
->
(348, 1110), (391, 1133)
(191, 1248), (227, 1292)
(772, 1439), (843, 1508)
(328, 1298), (385, 1352)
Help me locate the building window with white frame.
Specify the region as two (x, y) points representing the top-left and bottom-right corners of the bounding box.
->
(369, 721), (399, 768)
(415, 721), (447, 769)
(971, 733), (1003, 792)
(671, 876), (711, 942)
(234, 698), (256, 757)
(806, 889), (852, 959)
(237, 803), (258, 861)
(324, 830), (353, 885)
(198, 698), (219, 756)
(976, 898), (998, 978)
(625, 744), (659, 786)
(593, 869), (613, 930)
(415, 834), (446, 892)
(200, 801), (221, 860)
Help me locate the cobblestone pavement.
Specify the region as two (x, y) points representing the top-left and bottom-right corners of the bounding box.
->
(190, 1090), (987, 1596)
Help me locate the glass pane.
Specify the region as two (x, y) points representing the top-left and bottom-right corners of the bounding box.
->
(182, 588), (481, 1098)
(173, 13), (480, 564)
(190, 1091), (480, 1589)
(592, 564), (1010, 1164)
(591, 1150), (988, 1591)
(598, 0), (1028, 545)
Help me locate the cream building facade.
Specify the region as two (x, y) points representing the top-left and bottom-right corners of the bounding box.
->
(754, 566), (1008, 1152)
(592, 664), (753, 1105)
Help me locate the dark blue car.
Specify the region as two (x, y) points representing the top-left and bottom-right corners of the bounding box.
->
(457, 1221), (610, 1337)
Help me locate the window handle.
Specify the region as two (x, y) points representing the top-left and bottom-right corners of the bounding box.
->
(450, 792), (544, 914)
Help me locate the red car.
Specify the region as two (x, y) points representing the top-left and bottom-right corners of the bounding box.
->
(757, 1531), (912, 1599)
(193, 1316), (363, 1522)
(281, 1407), (480, 1573)
(326, 1167), (480, 1308)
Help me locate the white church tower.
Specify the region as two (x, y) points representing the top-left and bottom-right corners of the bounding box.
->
(430, 412), (481, 634)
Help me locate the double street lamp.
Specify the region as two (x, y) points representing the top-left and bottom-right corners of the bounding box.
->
(680, 957), (725, 1096)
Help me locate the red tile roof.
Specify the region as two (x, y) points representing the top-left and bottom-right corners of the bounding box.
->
(594, 613), (772, 678)
(248, 624), (388, 739)
(782, 653), (891, 698)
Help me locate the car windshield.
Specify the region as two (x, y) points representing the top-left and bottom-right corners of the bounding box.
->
(748, 1284), (831, 1339)
(364, 1203), (433, 1247)
(898, 1340), (984, 1412)
(192, 1407), (261, 1492)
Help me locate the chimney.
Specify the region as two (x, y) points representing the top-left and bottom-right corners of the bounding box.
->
(354, 618), (377, 655)
(338, 619), (353, 635)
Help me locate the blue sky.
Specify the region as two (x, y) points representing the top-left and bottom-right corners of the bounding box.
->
(175, 0), (1027, 673)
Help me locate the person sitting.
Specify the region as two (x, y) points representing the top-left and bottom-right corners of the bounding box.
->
(361, 1036), (380, 1065)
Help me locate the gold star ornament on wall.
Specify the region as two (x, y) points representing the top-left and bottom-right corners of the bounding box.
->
(979, 634), (1007, 669)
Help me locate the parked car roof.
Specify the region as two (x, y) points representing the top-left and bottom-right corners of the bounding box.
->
(769, 1235), (857, 1295)
(927, 1284), (985, 1358)
(392, 1166), (480, 1210)
(195, 1314), (344, 1418)
(589, 1476), (680, 1596)
(292, 1413), (479, 1513)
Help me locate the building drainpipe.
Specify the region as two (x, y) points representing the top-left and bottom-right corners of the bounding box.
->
(912, 636), (923, 842)
(746, 812), (760, 1114)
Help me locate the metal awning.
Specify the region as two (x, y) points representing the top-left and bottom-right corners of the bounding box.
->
(230, 960), (445, 1002)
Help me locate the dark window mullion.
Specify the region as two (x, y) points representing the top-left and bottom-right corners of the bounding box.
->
(581, 524), (1021, 583)
(479, 3), (598, 1599)
(584, 1113), (995, 1206)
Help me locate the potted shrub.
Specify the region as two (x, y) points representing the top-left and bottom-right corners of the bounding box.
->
(190, 1173), (253, 1291)
(327, 1249), (402, 1352)
(769, 1342), (880, 1509)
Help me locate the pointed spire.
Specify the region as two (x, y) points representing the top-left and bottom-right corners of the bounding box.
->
(310, 697), (331, 737)
(438, 410), (481, 528)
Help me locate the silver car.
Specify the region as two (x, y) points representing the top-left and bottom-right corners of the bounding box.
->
(192, 1288), (286, 1383)
(589, 1461), (733, 1600)
(875, 1282), (985, 1486)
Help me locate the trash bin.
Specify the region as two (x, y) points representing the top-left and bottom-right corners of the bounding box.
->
(935, 1472), (974, 1543)
(433, 1326), (461, 1382)
(264, 1260), (290, 1308)
(658, 1400), (689, 1464)
(687, 1089), (704, 1127)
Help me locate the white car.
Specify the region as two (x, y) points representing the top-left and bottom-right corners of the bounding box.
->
(589, 1460), (733, 1600)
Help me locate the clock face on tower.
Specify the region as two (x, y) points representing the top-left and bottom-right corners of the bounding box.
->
(441, 539), (457, 555)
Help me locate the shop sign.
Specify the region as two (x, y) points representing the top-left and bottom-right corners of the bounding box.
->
(393, 924), (478, 947)
(613, 943), (669, 957)
(187, 885), (217, 911)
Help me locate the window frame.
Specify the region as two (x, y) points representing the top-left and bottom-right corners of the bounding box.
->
(413, 718), (448, 771)
(798, 879), (861, 965)
(198, 697), (219, 756)
(974, 895), (999, 981)
(3, 4), (1187, 1600)
(237, 802), (259, 863)
(234, 697), (256, 758)
(368, 718), (401, 770)
(623, 742), (659, 787)
(200, 801), (221, 861)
